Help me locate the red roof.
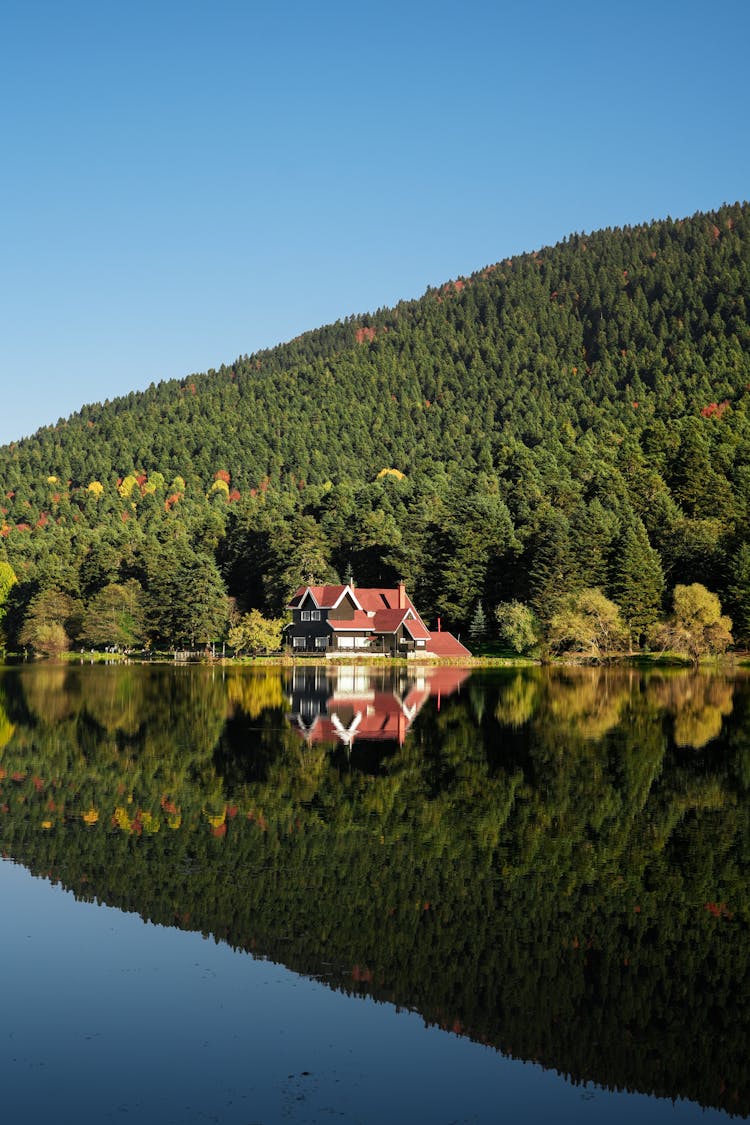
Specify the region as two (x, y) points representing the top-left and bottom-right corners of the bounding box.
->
(329, 610), (377, 631)
(356, 588), (404, 611)
(288, 584), (432, 639)
(289, 585), (360, 610)
(425, 631), (472, 657)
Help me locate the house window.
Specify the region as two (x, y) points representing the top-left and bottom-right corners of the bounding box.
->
(315, 636), (328, 649)
(337, 636), (354, 648)
(301, 609), (322, 621)
(354, 636), (369, 648)
(292, 637), (306, 648)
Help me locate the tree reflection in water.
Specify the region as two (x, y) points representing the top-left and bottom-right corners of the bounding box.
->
(0, 662), (748, 1115)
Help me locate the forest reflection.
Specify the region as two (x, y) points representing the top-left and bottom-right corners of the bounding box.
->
(0, 661), (748, 1116)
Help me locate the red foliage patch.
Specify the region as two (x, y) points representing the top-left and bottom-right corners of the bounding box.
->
(701, 400), (730, 419)
(355, 326), (376, 344)
(228, 489), (241, 502)
(705, 901), (732, 919)
(214, 469), (231, 484)
(15, 523), (31, 533)
(211, 823), (227, 838)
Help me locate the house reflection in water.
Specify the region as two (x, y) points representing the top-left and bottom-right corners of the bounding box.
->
(287, 664), (470, 749)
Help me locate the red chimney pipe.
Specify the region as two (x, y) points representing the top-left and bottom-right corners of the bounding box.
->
(437, 617), (441, 632)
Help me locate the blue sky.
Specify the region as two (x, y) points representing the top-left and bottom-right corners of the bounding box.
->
(1, 0), (748, 447)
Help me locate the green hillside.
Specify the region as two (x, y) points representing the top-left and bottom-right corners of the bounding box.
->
(1, 201), (749, 648)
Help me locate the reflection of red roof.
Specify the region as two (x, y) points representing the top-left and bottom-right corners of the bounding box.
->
(425, 631), (472, 657)
(328, 691), (402, 715)
(402, 686), (430, 711)
(294, 695), (412, 745)
(290, 666), (470, 749)
(427, 667), (471, 694)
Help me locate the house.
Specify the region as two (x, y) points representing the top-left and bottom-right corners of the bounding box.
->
(286, 582), (471, 658)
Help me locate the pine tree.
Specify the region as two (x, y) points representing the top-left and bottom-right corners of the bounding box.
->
(469, 601), (488, 645)
(528, 511), (579, 625)
(612, 518), (665, 648)
(727, 542), (750, 645)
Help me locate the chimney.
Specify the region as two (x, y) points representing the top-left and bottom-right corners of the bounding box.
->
(437, 617), (441, 633)
(398, 581), (406, 609)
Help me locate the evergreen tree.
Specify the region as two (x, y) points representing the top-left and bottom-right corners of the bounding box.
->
(469, 601), (488, 645)
(145, 541), (228, 649)
(612, 517), (665, 648)
(528, 511), (579, 625)
(726, 542), (750, 645)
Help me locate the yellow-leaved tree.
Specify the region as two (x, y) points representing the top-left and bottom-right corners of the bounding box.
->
(652, 583), (733, 665)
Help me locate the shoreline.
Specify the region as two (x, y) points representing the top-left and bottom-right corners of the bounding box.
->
(3, 650), (749, 671)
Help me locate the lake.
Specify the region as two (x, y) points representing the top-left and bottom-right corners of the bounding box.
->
(0, 661), (747, 1124)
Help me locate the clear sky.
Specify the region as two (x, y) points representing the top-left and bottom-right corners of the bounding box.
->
(1, 0), (747, 447)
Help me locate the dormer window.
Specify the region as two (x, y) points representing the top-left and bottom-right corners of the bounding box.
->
(301, 609), (322, 622)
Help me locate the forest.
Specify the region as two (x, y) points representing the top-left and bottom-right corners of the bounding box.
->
(0, 201), (749, 653)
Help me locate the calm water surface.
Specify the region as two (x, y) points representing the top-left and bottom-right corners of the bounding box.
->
(0, 661), (747, 1124)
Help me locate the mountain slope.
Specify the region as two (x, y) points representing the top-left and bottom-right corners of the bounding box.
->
(1, 201), (749, 640)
